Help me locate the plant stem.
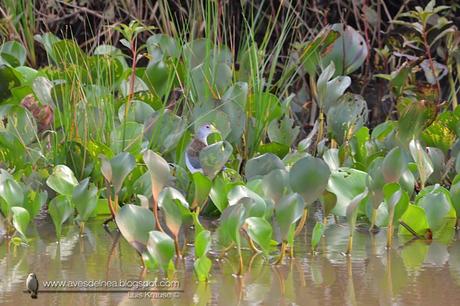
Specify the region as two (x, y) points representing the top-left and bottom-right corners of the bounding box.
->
(294, 208), (308, 236)
(275, 241), (286, 264)
(174, 235), (182, 257)
(346, 234), (353, 255)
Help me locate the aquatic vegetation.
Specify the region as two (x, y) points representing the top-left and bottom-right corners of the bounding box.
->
(0, 0), (459, 287)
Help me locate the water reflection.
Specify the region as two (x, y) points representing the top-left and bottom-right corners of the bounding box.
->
(0, 219), (459, 305)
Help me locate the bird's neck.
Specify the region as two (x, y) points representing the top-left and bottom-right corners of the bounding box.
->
(197, 136), (208, 145)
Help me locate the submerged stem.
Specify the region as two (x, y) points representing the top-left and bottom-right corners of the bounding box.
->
(275, 241), (286, 264)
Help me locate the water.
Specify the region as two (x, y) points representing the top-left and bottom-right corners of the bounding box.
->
(1, 217), (460, 306)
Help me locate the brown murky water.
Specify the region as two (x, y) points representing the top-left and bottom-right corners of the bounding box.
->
(1, 217), (460, 306)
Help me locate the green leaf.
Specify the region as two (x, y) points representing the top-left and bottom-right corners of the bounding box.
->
(398, 204), (429, 237)
(199, 141), (233, 179)
(320, 190), (337, 218)
(383, 183), (409, 226)
(327, 93), (368, 144)
(46, 165), (78, 197)
(321, 24), (368, 75)
(262, 169), (289, 203)
(147, 230), (175, 272)
(100, 152), (136, 194)
(158, 187), (192, 238)
(143, 150), (171, 203)
(268, 116), (300, 147)
(245, 153), (285, 180)
(0, 170), (24, 209)
(409, 139), (433, 188)
(228, 185), (266, 218)
(275, 193), (304, 241)
(11, 206), (30, 238)
(194, 256), (212, 282)
(327, 167), (368, 216)
(289, 156), (331, 205)
(48, 195), (73, 239)
(192, 172), (212, 210)
(311, 222), (325, 251)
(449, 174), (460, 217)
(316, 62), (351, 111)
(115, 204), (156, 254)
(382, 147), (406, 183)
(24, 190), (47, 219)
(0, 41), (27, 66)
(218, 204), (246, 247)
(345, 188), (369, 232)
(209, 173), (242, 212)
(245, 217), (273, 254)
(195, 230), (211, 258)
(72, 178), (98, 222)
(415, 185), (456, 231)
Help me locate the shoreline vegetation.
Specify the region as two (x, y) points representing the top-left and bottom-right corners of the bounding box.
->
(0, 0), (459, 283)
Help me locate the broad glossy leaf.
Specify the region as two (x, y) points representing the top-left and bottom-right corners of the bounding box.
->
(415, 185), (456, 231)
(48, 195), (73, 239)
(110, 121), (144, 154)
(316, 62), (351, 111)
(147, 230), (175, 272)
(320, 190), (337, 218)
(311, 222), (325, 251)
(383, 183), (409, 225)
(24, 190), (47, 219)
(327, 93), (368, 144)
(209, 172), (243, 212)
(321, 23), (368, 75)
(289, 156), (331, 205)
(449, 174), (460, 217)
(0, 170), (24, 208)
(192, 172), (212, 209)
(46, 165), (78, 197)
(100, 152), (136, 194)
(228, 185), (266, 218)
(144, 110), (186, 153)
(118, 101), (155, 124)
(275, 193), (304, 241)
(218, 204), (246, 247)
(11, 206), (30, 238)
(199, 141), (232, 179)
(327, 167), (367, 216)
(195, 230), (211, 258)
(382, 147), (406, 183)
(345, 188), (369, 232)
(398, 204), (430, 237)
(409, 139), (433, 188)
(194, 256), (212, 282)
(245, 217), (273, 254)
(72, 178), (98, 222)
(115, 204), (156, 254)
(158, 187), (192, 238)
(0, 41), (27, 66)
(245, 153), (285, 180)
(268, 116), (300, 147)
(143, 150), (171, 203)
(426, 147), (445, 184)
(262, 169), (289, 203)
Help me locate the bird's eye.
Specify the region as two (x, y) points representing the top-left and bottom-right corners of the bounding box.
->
(206, 125), (210, 129)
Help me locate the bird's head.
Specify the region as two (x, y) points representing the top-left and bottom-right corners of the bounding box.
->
(28, 273), (36, 279)
(196, 123), (218, 142)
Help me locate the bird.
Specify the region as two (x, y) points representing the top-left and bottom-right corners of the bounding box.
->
(26, 273), (39, 299)
(185, 124), (218, 173)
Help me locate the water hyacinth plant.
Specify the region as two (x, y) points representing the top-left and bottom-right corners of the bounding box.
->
(0, 0), (459, 292)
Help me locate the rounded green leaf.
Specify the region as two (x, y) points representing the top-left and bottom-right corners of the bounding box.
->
(398, 204), (430, 237)
(289, 156), (331, 205)
(415, 185), (456, 231)
(143, 150), (171, 202)
(0, 170), (24, 208)
(46, 165), (78, 197)
(195, 230), (211, 258)
(158, 187), (192, 238)
(245, 153), (285, 180)
(11, 206), (30, 238)
(194, 256), (212, 282)
(311, 222), (325, 251)
(147, 230), (175, 272)
(115, 204), (156, 254)
(72, 178), (98, 222)
(245, 217), (273, 254)
(262, 169), (289, 203)
(100, 152), (136, 194)
(275, 193), (304, 241)
(228, 185), (266, 218)
(382, 147), (406, 183)
(199, 141), (233, 179)
(48, 195), (73, 239)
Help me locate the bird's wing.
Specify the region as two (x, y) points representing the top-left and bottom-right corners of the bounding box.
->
(186, 139), (206, 172)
